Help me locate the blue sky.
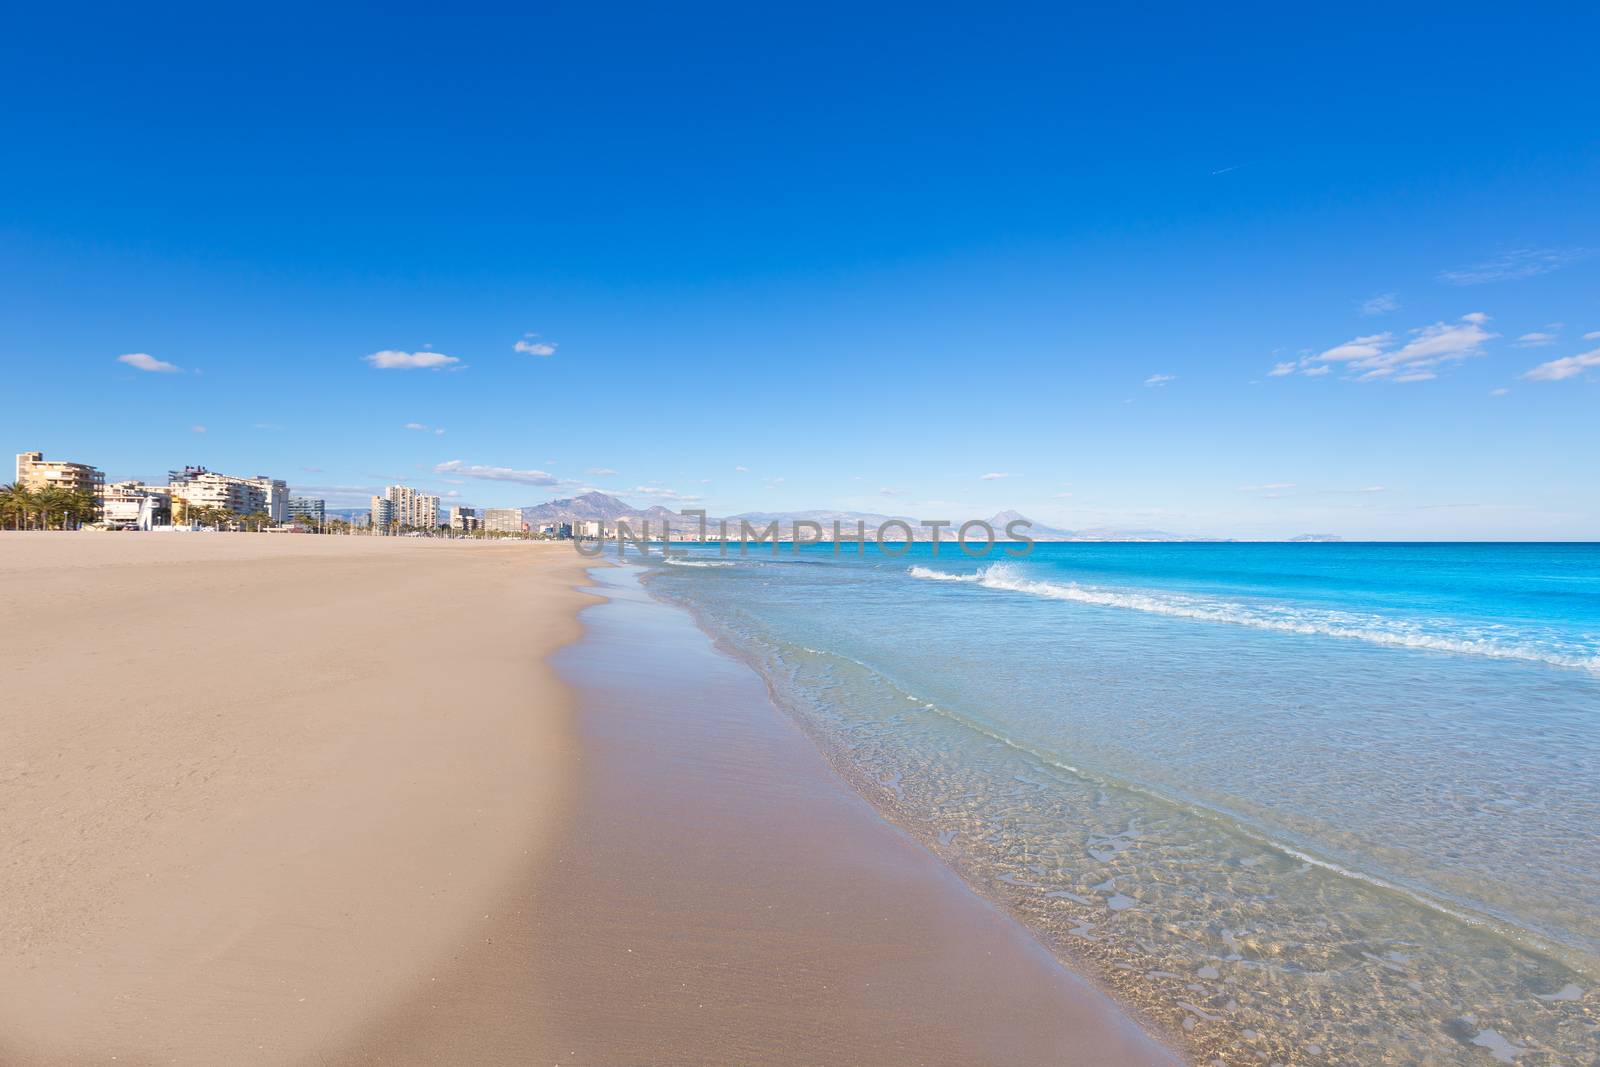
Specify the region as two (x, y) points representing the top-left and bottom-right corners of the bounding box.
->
(3, 4), (1596, 538)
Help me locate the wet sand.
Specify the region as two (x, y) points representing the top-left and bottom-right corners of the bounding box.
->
(350, 565), (1174, 1065)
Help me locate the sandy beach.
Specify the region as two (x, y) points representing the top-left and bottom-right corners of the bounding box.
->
(0, 533), (1170, 1065)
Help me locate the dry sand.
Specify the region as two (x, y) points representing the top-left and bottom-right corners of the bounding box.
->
(0, 533), (1171, 1065)
(0, 533), (586, 1064)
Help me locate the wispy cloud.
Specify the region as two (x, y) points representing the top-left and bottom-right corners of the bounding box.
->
(404, 422), (428, 431)
(630, 485), (700, 502)
(118, 352), (180, 373)
(1515, 331), (1559, 348)
(1238, 483), (1295, 492)
(191, 424), (207, 433)
(734, 465), (749, 473)
(1144, 373), (1176, 387)
(1438, 248), (1586, 285)
(980, 472), (1015, 481)
(365, 349), (460, 370)
(879, 487), (899, 496)
(1584, 331), (1600, 341)
(1522, 347), (1600, 382)
(1273, 313), (1495, 382)
(1359, 293), (1400, 316)
(513, 333), (557, 356)
(433, 460), (559, 485)
(586, 466), (618, 476)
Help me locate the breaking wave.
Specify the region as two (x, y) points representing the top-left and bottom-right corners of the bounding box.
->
(909, 563), (1600, 672)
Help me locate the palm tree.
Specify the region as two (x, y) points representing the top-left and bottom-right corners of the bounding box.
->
(68, 489), (99, 529)
(0, 483), (34, 530)
(34, 486), (71, 530)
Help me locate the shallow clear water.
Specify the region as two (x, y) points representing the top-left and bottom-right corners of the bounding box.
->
(634, 542), (1600, 1064)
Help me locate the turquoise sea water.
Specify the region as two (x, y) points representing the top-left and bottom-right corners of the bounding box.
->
(634, 542), (1599, 1064)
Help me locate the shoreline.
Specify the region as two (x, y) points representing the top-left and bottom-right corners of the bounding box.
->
(524, 563), (1173, 1064)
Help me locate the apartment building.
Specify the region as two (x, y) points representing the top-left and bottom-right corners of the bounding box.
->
(167, 466), (289, 521)
(289, 497), (325, 525)
(483, 508), (523, 534)
(448, 505), (479, 533)
(15, 451), (105, 500)
(370, 496), (395, 531)
(384, 485), (439, 529)
(101, 480), (172, 529)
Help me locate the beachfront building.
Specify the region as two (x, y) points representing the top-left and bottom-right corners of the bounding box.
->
(370, 495), (394, 532)
(483, 507), (523, 534)
(575, 519), (604, 539)
(448, 505), (479, 533)
(101, 481), (172, 529)
(384, 485), (439, 530)
(15, 451), (105, 501)
(167, 466), (289, 522)
(289, 497), (325, 526)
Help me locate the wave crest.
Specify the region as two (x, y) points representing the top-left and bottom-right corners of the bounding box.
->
(909, 562), (1600, 672)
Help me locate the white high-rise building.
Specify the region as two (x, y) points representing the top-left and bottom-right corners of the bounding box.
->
(384, 485), (439, 530)
(370, 495), (394, 531)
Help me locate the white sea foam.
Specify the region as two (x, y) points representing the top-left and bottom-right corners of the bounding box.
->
(906, 564), (979, 582)
(660, 556), (738, 568)
(909, 562), (1600, 672)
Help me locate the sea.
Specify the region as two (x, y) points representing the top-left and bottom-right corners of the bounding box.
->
(625, 541), (1599, 1064)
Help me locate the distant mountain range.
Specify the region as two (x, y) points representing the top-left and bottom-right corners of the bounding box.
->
(513, 492), (1225, 542)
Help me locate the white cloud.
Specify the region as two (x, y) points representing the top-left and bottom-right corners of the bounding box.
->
(1318, 333), (1392, 362)
(1268, 361), (1297, 376)
(514, 333), (557, 356)
(734, 465), (749, 473)
(1438, 248), (1587, 285)
(404, 422), (429, 431)
(118, 352), (180, 373)
(586, 467), (618, 476)
(1516, 332), (1559, 347)
(1584, 331), (1600, 341)
(1143, 373), (1176, 387)
(629, 485), (700, 502)
(1359, 293), (1400, 316)
(980, 472), (1015, 481)
(1054, 491), (1074, 499)
(191, 424), (207, 433)
(1522, 347), (1600, 382)
(1359, 486), (1387, 493)
(433, 460), (559, 485)
(365, 350), (460, 370)
(1238, 483), (1295, 492)
(1289, 314), (1495, 383)
(1490, 387), (1510, 396)
(434, 428), (445, 436)
(879, 487), (898, 496)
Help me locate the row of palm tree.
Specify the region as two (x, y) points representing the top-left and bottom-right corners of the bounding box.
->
(0, 484), (100, 530)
